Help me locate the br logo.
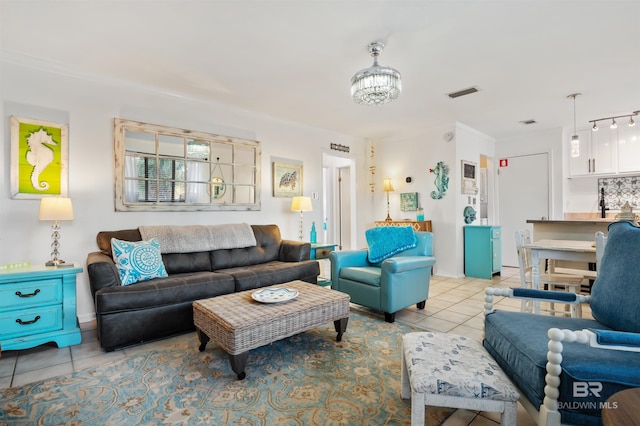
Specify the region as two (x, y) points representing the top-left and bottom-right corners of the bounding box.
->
(573, 382), (602, 398)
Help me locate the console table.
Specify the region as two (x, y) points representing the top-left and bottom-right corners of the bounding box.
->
(374, 220), (432, 232)
(0, 264), (82, 351)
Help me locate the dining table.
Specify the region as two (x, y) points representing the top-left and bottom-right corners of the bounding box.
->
(524, 239), (597, 313)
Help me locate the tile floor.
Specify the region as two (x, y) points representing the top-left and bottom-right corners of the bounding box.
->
(0, 266), (592, 425)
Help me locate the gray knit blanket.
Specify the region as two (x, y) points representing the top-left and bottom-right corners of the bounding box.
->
(139, 223), (257, 254)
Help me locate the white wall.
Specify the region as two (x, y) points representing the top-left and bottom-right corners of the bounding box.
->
(0, 57), (365, 323)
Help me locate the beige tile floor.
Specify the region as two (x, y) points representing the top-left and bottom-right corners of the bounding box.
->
(0, 266), (592, 425)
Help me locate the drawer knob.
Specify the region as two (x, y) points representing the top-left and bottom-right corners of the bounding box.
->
(16, 289), (41, 298)
(16, 315), (41, 325)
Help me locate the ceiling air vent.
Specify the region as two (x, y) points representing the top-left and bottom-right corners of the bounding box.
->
(447, 87), (478, 99)
(519, 119), (537, 125)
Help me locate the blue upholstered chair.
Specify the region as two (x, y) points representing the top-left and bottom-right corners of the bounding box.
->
(483, 221), (640, 426)
(329, 230), (435, 323)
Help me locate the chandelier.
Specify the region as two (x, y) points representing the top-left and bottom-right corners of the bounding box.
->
(351, 42), (401, 106)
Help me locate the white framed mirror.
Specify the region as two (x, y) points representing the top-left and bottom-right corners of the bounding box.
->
(114, 118), (261, 211)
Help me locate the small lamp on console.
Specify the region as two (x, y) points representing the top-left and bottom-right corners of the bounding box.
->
(39, 197), (74, 266)
(291, 196), (312, 241)
(383, 177), (394, 222)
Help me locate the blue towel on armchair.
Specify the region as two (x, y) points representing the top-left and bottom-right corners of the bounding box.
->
(365, 226), (417, 263)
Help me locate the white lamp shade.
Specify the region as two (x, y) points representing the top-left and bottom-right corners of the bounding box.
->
(290, 196), (312, 212)
(383, 178), (394, 192)
(39, 197), (74, 221)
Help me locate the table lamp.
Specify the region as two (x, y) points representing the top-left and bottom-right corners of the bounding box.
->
(39, 197), (74, 266)
(383, 177), (394, 222)
(291, 196), (312, 240)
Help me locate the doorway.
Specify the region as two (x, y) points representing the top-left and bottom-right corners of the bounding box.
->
(498, 153), (550, 266)
(322, 153), (355, 250)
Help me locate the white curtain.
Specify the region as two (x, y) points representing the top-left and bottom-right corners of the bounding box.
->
(124, 156), (138, 202)
(186, 161), (208, 203)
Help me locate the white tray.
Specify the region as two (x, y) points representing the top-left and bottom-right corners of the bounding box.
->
(251, 288), (299, 303)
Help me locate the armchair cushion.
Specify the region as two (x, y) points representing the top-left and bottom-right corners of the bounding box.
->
(365, 226), (416, 263)
(484, 310), (640, 426)
(590, 221), (640, 333)
(339, 267), (381, 287)
(589, 328), (640, 348)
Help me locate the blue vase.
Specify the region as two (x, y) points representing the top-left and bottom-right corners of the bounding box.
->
(310, 222), (317, 243)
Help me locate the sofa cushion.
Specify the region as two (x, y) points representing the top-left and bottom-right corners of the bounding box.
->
(161, 252), (212, 274)
(97, 229), (141, 257)
(484, 310), (640, 426)
(95, 272), (235, 313)
(339, 267), (381, 287)
(218, 260), (320, 292)
(590, 221), (640, 332)
(111, 238), (168, 286)
(210, 224), (283, 270)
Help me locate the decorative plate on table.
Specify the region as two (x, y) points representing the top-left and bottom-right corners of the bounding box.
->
(251, 288), (299, 303)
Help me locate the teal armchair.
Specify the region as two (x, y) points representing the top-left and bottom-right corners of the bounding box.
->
(329, 231), (436, 322)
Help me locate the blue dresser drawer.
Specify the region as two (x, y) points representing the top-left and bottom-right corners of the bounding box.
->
(0, 305), (63, 339)
(0, 279), (62, 311)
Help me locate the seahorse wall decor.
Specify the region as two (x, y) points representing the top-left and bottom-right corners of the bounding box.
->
(25, 128), (57, 191)
(429, 161), (449, 199)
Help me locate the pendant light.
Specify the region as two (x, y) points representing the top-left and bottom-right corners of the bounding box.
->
(567, 93), (581, 158)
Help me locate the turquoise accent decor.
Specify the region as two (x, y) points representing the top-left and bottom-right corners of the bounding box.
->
(463, 205), (477, 224)
(365, 226), (417, 263)
(429, 161), (449, 199)
(310, 222), (317, 243)
(111, 238), (168, 286)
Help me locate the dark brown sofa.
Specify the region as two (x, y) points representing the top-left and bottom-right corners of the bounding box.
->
(86, 224), (319, 351)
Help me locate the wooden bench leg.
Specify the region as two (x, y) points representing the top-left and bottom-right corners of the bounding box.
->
(334, 317), (349, 341)
(229, 352), (249, 380)
(197, 329), (210, 352)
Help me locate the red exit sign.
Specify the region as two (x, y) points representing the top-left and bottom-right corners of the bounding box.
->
(499, 158), (509, 167)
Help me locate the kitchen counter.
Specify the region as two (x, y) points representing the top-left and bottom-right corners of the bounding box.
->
(527, 219), (611, 241)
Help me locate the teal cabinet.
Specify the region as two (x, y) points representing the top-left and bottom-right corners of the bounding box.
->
(0, 264), (82, 351)
(464, 226), (502, 279)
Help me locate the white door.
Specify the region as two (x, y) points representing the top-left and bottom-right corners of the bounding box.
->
(498, 153), (550, 267)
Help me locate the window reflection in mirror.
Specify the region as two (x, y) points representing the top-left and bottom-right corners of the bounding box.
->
(114, 119), (261, 211)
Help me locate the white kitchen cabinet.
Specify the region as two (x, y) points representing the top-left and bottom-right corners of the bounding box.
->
(617, 123), (640, 173)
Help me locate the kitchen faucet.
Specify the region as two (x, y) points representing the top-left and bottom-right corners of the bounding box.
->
(599, 188), (610, 218)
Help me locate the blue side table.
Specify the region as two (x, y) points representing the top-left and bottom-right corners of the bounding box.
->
(310, 243), (337, 260)
(0, 264), (83, 351)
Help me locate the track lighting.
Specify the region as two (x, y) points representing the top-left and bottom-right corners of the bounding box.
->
(589, 111), (639, 131)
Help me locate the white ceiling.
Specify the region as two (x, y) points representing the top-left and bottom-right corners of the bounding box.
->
(1, 0), (639, 140)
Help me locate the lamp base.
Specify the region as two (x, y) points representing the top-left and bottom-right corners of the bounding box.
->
(385, 214), (392, 222)
(46, 259), (73, 267)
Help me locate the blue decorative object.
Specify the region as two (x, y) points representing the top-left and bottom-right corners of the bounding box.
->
(365, 226), (417, 263)
(310, 222), (317, 243)
(429, 161), (449, 199)
(111, 238), (168, 286)
(463, 205), (477, 224)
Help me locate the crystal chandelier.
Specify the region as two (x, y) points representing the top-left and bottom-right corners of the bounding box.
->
(351, 42), (401, 106)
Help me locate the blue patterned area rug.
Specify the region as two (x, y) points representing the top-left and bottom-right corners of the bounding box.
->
(0, 311), (455, 425)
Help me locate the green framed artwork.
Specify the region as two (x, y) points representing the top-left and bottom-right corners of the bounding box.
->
(272, 161), (303, 198)
(400, 192), (418, 211)
(10, 116), (69, 199)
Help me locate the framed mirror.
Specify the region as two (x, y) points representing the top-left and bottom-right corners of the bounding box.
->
(114, 119), (261, 211)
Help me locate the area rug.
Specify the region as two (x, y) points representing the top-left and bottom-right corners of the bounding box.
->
(0, 311), (455, 425)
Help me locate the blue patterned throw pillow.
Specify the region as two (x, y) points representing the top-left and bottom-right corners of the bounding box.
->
(111, 238), (168, 286)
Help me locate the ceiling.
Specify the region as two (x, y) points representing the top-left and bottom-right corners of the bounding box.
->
(1, 1), (639, 140)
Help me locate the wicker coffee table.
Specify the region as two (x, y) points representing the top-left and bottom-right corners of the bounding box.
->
(193, 280), (350, 379)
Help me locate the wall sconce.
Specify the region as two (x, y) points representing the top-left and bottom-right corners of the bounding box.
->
(39, 197), (74, 266)
(383, 177), (394, 222)
(291, 196), (312, 240)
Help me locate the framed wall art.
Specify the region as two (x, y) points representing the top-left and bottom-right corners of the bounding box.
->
(400, 192), (418, 211)
(272, 161), (302, 198)
(10, 116), (69, 199)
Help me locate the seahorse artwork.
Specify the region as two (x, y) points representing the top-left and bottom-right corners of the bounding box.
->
(279, 171), (298, 190)
(429, 161), (449, 199)
(25, 128), (57, 191)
